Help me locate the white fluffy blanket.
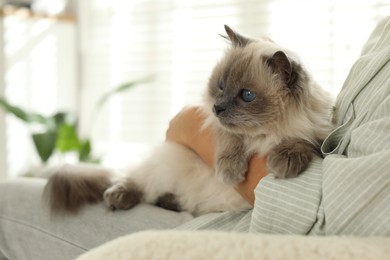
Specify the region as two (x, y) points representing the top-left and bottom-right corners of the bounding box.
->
(77, 230), (390, 260)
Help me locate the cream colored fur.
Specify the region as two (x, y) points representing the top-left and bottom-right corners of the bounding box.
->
(77, 230), (390, 260)
(119, 142), (250, 215)
(45, 25), (333, 215)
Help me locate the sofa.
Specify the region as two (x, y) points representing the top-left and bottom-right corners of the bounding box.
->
(77, 230), (390, 259)
(75, 15), (390, 260)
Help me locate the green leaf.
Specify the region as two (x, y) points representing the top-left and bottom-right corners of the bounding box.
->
(79, 139), (91, 161)
(79, 139), (101, 163)
(96, 77), (151, 109)
(0, 97), (49, 124)
(55, 124), (81, 152)
(53, 112), (77, 127)
(32, 131), (57, 162)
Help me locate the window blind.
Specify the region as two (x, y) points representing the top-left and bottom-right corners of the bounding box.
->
(78, 0), (389, 166)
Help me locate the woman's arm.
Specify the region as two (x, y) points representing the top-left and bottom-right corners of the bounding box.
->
(166, 106), (267, 206)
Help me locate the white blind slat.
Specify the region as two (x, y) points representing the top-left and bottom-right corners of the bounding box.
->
(77, 0), (388, 166)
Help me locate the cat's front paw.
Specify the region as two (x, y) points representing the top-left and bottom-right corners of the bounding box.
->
(216, 158), (247, 186)
(267, 139), (315, 178)
(103, 180), (143, 210)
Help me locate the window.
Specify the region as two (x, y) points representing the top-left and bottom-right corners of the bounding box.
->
(1, 1), (388, 176)
(78, 0), (389, 166)
(0, 10), (77, 177)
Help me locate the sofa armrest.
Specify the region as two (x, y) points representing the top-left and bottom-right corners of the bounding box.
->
(77, 230), (390, 260)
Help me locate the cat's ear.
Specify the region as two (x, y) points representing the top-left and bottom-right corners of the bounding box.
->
(266, 51), (294, 86)
(223, 25), (251, 48)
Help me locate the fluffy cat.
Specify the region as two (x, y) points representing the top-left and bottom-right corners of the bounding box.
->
(45, 25), (334, 216)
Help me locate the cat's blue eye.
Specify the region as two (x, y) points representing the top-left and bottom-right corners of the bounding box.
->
(218, 79), (224, 90)
(241, 89), (256, 102)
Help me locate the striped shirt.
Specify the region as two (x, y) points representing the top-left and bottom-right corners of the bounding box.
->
(178, 16), (390, 236)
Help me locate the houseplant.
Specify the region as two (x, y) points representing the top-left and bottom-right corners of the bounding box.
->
(0, 79), (148, 166)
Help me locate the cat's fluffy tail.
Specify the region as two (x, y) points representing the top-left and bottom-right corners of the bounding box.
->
(44, 164), (112, 214)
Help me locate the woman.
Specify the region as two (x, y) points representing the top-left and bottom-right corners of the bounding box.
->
(1, 16), (390, 260)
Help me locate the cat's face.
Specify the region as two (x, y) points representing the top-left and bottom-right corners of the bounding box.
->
(206, 25), (307, 136)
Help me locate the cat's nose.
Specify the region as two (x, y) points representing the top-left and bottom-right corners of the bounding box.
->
(213, 104), (226, 115)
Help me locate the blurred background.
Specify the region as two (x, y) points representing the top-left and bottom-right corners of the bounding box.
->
(0, 0), (388, 178)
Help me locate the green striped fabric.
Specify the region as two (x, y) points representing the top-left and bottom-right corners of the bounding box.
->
(248, 158), (323, 235)
(178, 16), (390, 236)
(320, 16), (390, 236)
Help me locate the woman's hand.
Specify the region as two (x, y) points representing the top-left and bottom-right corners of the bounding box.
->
(236, 155), (268, 205)
(166, 107), (215, 167)
(166, 106), (267, 206)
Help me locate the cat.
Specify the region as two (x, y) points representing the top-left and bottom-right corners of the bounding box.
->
(45, 25), (334, 216)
